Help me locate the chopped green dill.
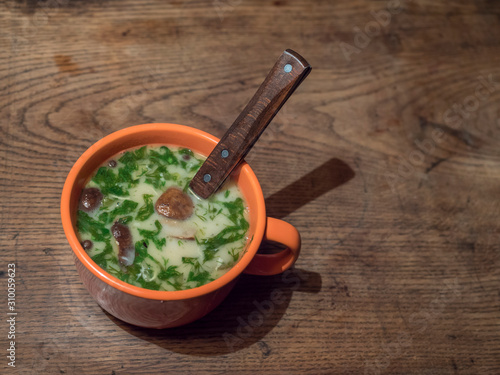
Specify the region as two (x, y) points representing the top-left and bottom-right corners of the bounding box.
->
(187, 270), (213, 287)
(77, 210), (110, 242)
(91, 240), (114, 269)
(106, 199), (138, 224)
(198, 223), (248, 261)
(196, 203), (223, 222)
(137, 220), (166, 249)
(196, 197), (249, 261)
(134, 240), (149, 264)
(135, 278), (162, 291)
(189, 161), (203, 172)
(158, 266), (181, 280)
(118, 146), (147, 164)
(224, 190), (230, 198)
(117, 162), (138, 185)
(135, 194), (154, 221)
(182, 257), (200, 267)
(209, 206), (223, 220)
(167, 280), (184, 290)
(117, 216), (133, 225)
(117, 243), (178, 289)
(137, 168), (149, 177)
(181, 257), (214, 287)
(178, 148), (194, 157)
(97, 211), (109, 224)
(196, 214), (207, 222)
(222, 197), (246, 225)
(144, 176), (166, 190)
(150, 146), (179, 165)
(92, 167), (129, 196)
(133, 146), (147, 159)
(146, 164), (171, 183)
(229, 247), (240, 262)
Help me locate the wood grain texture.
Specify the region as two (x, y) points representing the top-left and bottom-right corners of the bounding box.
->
(1, 0), (499, 374)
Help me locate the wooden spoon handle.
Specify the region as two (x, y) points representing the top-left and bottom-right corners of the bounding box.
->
(190, 49), (311, 199)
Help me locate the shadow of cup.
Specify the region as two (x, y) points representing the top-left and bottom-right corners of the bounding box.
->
(108, 268), (321, 355)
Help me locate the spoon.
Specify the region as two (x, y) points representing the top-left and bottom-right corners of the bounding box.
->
(189, 49), (311, 200)
(155, 49), (311, 220)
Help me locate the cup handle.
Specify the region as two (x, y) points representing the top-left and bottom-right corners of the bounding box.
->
(243, 217), (301, 276)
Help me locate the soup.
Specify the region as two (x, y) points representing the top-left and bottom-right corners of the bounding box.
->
(76, 145), (250, 291)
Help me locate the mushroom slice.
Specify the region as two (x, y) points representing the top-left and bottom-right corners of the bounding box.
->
(80, 188), (103, 212)
(111, 222), (135, 266)
(155, 187), (194, 220)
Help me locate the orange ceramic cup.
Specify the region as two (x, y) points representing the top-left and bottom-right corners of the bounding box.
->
(61, 123), (301, 328)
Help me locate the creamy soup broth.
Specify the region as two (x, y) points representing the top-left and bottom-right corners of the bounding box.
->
(76, 145), (250, 291)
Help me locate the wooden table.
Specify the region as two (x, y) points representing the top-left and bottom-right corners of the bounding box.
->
(1, 0), (499, 373)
